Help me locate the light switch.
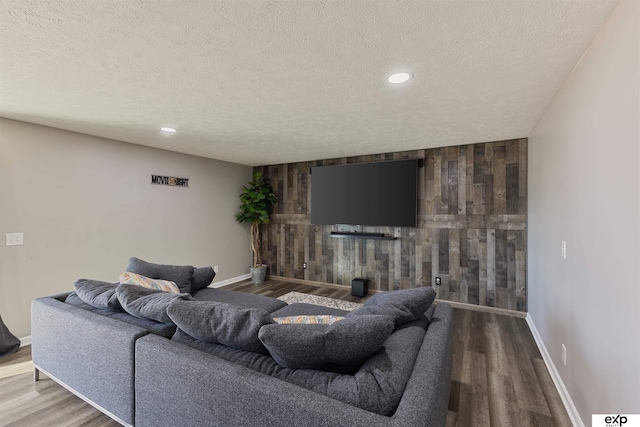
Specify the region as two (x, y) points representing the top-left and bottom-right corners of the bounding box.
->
(6, 232), (24, 246)
(561, 241), (567, 259)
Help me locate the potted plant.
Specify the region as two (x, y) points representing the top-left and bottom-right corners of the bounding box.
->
(235, 172), (277, 284)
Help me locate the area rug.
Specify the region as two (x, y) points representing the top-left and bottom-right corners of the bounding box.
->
(277, 292), (363, 311)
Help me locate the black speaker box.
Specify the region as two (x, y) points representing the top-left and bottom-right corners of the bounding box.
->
(351, 278), (368, 298)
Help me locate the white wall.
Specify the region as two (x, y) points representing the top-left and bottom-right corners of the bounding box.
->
(0, 118), (252, 337)
(528, 0), (639, 423)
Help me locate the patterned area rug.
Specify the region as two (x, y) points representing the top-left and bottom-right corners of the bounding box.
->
(277, 292), (363, 311)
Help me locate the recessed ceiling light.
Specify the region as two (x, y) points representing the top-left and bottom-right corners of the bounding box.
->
(387, 72), (412, 84)
(160, 127), (177, 133)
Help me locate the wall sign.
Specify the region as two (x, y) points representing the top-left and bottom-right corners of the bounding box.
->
(151, 175), (189, 187)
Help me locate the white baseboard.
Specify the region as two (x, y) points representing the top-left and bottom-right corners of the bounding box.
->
(210, 273), (251, 288)
(19, 335), (31, 348)
(525, 314), (584, 427)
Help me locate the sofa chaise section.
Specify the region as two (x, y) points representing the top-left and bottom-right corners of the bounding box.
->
(134, 303), (453, 427)
(31, 293), (148, 426)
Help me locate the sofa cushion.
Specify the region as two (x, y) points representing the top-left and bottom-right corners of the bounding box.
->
(126, 257), (194, 294)
(191, 287), (287, 313)
(171, 315), (429, 416)
(65, 292), (177, 338)
(167, 299), (274, 354)
(119, 272), (180, 294)
(191, 267), (216, 293)
(346, 287), (436, 326)
(73, 279), (122, 311)
(259, 315), (394, 369)
(116, 284), (193, 324)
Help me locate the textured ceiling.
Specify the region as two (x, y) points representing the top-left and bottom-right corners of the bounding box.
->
(0, 0), (619, 166)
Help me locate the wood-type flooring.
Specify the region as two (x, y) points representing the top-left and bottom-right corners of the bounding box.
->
(0, 279), (571, 426)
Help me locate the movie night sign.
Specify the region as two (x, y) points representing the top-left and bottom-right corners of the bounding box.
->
(151, 175), (189, 187)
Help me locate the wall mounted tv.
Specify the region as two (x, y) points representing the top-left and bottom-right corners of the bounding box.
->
(311, 159), (419, 227)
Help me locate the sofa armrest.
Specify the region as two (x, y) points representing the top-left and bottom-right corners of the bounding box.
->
(135, 304), (454, 427)
(31, 296), (149, 426)
(393, 303), (453, 427)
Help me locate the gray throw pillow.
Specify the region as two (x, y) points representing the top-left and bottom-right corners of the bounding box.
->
(116, 283), (193, 324)
(73, 279), (122, 311)
(346, 287), (436, 326)
(258, 315), (394, 369)
(191, 266), (216, 293)
(126, 257), (195, 293)
(167, 299), (274, 354)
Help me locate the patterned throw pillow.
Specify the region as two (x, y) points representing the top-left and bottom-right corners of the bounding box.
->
(116, 284), (193, 323)
(273, 315), (344, 325)
(119, 272), (180, 294)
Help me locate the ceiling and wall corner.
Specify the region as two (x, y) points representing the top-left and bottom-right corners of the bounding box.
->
(0, 0), (619, 166)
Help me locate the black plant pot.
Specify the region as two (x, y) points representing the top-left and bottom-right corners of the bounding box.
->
(0, 315), (20, 358)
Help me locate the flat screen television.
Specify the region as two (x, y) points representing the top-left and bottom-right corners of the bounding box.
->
(311, 159), (419, 227)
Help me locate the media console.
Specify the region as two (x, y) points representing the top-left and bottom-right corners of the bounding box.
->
(328, 231), (397, 240)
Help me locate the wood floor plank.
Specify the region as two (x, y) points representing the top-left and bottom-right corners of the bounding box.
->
(517, 409), (556, 427)
(466, 310), (487, 354)
(2, 382), (73, 425)
(0, 279), (571, 427)
(508, 311), (542, 359)
(470, 352), (491, 426)
(508, 353), (552, 416)
(531, 358), (573, 426)
(488, 371), (519, 427)
(455, 349), (474, 427)
(445, 410), (458, 427)
(448, 339), (465, 414)
(455, 350), (492, 427)
(24, 394), (116, 427)
(484, 321), (510, 376)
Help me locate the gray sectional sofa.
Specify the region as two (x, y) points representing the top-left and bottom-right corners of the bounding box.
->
(31, 284), (453, 427)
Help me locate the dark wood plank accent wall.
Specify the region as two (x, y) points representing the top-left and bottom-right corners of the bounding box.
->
(255, 138), (527, 311)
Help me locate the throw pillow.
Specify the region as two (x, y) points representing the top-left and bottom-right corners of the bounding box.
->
(258, 315), (394, 369)
(116, 283), (193, 324)
(273, 315), (344, 325)
(191, 266), (216, 293)
(167, 299), (274, 354)
(126, 256), (195, 293)
(346, 287), (436, 327)
(73, 279), (122, 311)
(119, 271), (180, 294)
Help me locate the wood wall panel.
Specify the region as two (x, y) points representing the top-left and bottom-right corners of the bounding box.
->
(256, 138), (527, 311)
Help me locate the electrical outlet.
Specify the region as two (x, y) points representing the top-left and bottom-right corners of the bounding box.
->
(303, 262), (307, 270)
(213, 265), (219, 274)
(6, 232), (24, 246)
(435, 277), (442, 286)
(562, 344), (567, 365)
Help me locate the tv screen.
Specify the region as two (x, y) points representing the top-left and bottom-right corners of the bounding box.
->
(311, 159), (418, 227)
